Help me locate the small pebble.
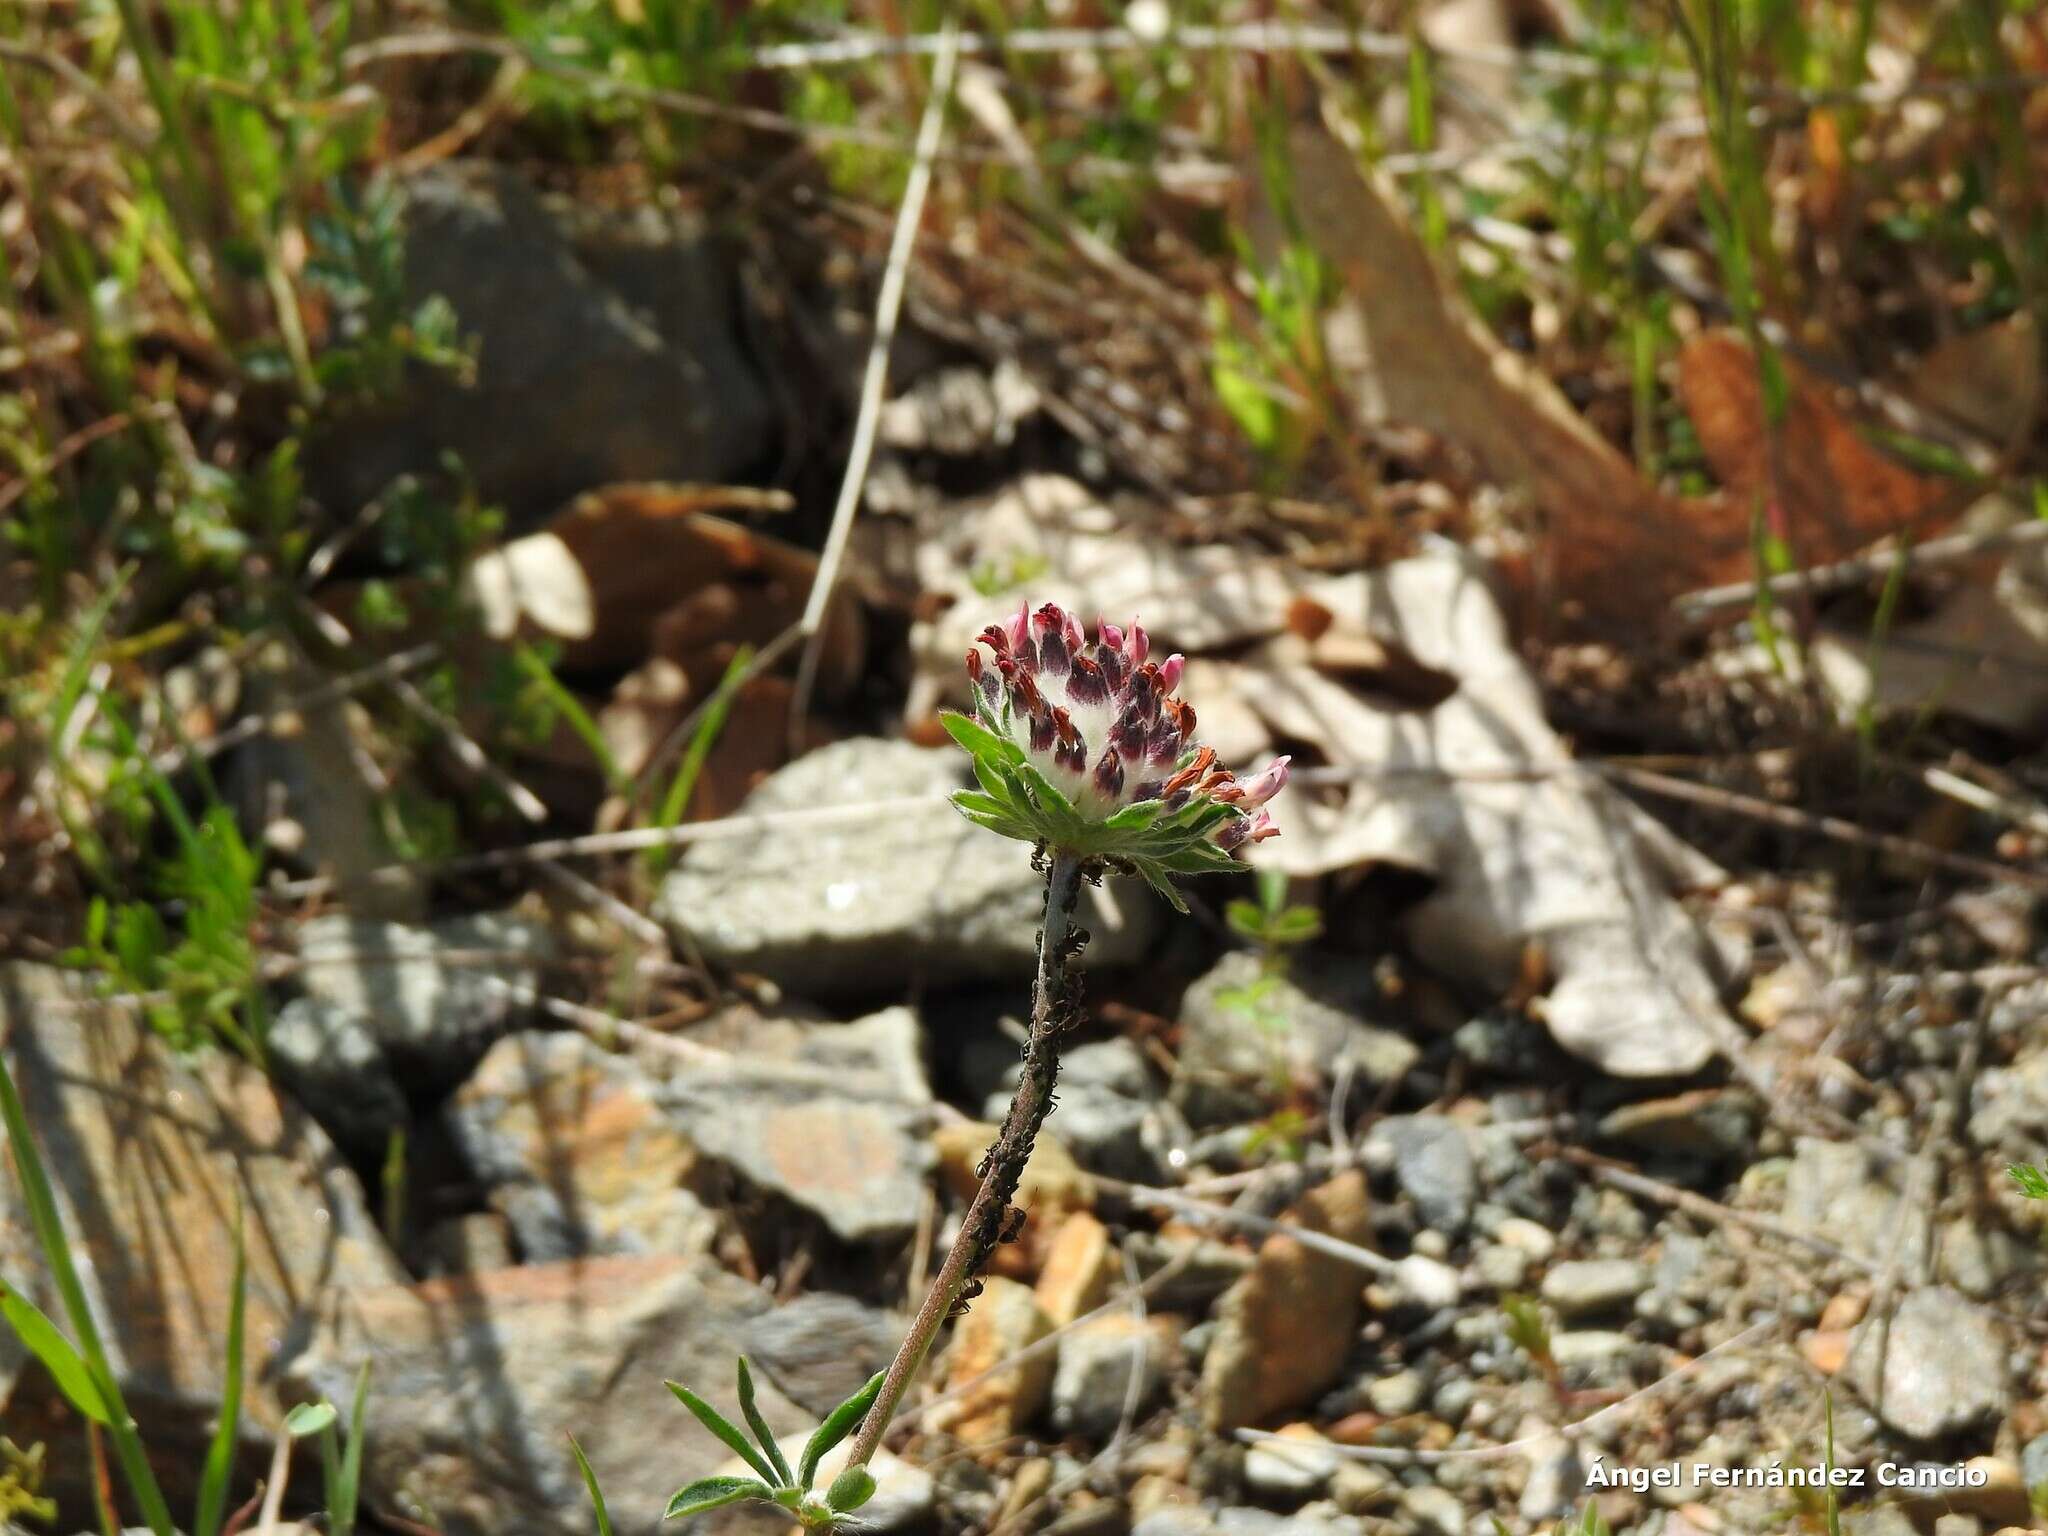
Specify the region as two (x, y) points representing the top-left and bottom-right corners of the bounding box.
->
(1366, 1369), (1427, 1418)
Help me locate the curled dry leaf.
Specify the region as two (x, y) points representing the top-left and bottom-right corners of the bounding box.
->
(1675, 331), (1948, 577)
(1281, 125), (1987, 627)
(1240, 546), (1742, 1078)
(1282, 123), (1699, 625)
(463, 482), (859, 680)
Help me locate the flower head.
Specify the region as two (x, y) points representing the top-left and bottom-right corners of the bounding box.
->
(943, 601), (1288, 908)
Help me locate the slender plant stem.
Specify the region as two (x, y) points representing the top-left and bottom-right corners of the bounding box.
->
(846, 853), (1086, 1470)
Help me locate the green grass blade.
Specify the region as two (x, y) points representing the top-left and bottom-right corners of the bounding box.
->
(647, 645), (752, 877)
(567, 1435), (615, 1536)
(513, 643), (629, 795)
(191, 1207), (247, 1536)
(664, 1380), (778, 1485)
(733, 1357), (791, 1487)
(333, 1362), (370, 1536)
(0, 1050), (177, 1536)
(0, 1280), (110, 1424)
(797, 1370), (884, 1491)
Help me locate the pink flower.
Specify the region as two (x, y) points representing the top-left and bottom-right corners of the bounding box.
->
(964, 601), (1288, 857)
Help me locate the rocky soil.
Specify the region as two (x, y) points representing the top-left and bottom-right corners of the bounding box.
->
(6, 736), (2046, 1536)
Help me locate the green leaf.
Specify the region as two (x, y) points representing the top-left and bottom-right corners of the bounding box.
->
(1102, 799), (1165, 831)
(734, 1357), (792, 1488)
(663, 1476), (774, 1520)
(1263, 906), (1323, 945)
(2010, 1163), (2048, 1200)
(972, 753), (1023, 808)
(0, 1281), (110, 1424)
(284, 1402), (337, 1438)
(955, 806), (1034, 842)
(938, 711), (1021, 767)
(825, 1465), (876, 1513)
(950, 790), (1009, 819)
(0, 1052), (177, 1536)
(192, 1209), (247, 1536)
(333, 1362), (370, 1536)
(1223, 899), (1267, 941)
(666, 1381), (779, 1485)
(1126, 859), (1190, 913)
(1011, 761), (1082, 838)
(798, 1370), (884, 1491)
(567, 1436), (615, 1536)
(1168, 800), (1236, 835)
(649, 645), (754, 877)
(1160, 842), (1242, 875)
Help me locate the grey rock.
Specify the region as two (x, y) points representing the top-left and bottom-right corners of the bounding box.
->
(1175, 951), (1419, 1126)
(1393, 1254), (1464, 1310)
(1970, 1052), (2048, 1153)
(1491, 1216), (1558, 1261)
(686, 1004), (933, 1105)
(1451, 1012), (1540, 1072)
(663, 1083), (930, 1246)
(1132, 1514), (1218, 1536)
(1473, 1244), (1530, 1293)
(1431, 1379), (1477, 1424)
(305, 162), (773, 530)
(2020, 1431), (2048, 1490)
(657, 740), (1157, 995)
(1242, 1437), (1338, 1503)
(1633, 1289), (1706, 1331)
(1217, 1507), (1366, 1536)
(0, 965), (402, 1520)
(1539, 1260), (1650, 1319)
(1845, 1287), (2010, 1441)
(654, 1007), (937, 1243)
(225, 642), (422, 921)
(1937, 1217), (2039, 1299)
(1781, 1139), (1933, 1271)
(268, 996), (409, 1158)
(930, 1456), (1003, 1528)
(1651, 1231), (1712, 1295)
(418, 1213), (516, 1276)
(1549, 1331), (1639, 1372)
(1124, 1230), (1256, 1310)
(444, 1031), (718, 1262)
(986, 1038), (1159, 1180)
(742, 1293), (906, 1418)
(1049, 1316), (1170, 1439)
(1366, 1370), (1427, 1417)
(1517, 1436), (1581, 1523)
(1375, 1116), (1478, 1234)
(281, 1255), (804, 1536)
(296, 911), (555, 1078)
(1930, 1516), (1983, 1536)
(1396, 1485), (1467, 1536)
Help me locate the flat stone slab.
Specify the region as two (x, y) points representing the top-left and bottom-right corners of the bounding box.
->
(657, 738), (1157, 996)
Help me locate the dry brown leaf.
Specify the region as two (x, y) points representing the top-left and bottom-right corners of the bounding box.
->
(1676, 331), (1948, 575)
(1902, 314), (2042, 448)
(462, 482), (860, 679)
(1240, 546), (1742, 1077)
(1283, 124), (1707, 623)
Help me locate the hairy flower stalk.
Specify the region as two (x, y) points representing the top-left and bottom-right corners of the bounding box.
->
(844, 602), (1289, 1474)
